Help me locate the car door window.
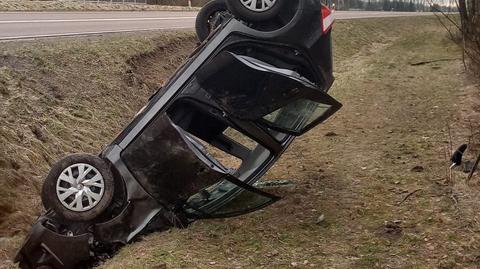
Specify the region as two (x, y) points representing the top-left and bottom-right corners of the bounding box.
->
(184, 175), (280, 219)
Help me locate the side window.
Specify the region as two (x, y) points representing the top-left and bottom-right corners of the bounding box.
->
(184, 176), (280, 219)
(262, 99), (334, 135)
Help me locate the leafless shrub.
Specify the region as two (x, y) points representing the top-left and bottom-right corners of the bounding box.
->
(433, 0), (480, 75)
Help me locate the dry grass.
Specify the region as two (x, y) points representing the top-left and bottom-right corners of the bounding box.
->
(0, 0), (198, 11)
(1, 16), (480, 269)
(100, 18), (479, 269)
(0, 30), (196, 266)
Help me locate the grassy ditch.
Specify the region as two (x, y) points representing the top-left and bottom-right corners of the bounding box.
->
(2, 16), (478, 269)
(0, 30), (196, 264)
(102, 18), (476, 269)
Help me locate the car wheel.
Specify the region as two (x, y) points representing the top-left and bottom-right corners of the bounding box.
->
(226, 0), (284, 22)
(196, 0), (229, 42)
(41, 154), (114, 222)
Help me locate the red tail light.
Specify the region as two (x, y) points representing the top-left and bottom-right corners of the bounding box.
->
(321, 4), (335, 34)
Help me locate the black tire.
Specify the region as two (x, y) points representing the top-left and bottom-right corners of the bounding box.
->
(226, 0), (285, 22)
(41, 154), (114, 222)
(195, 0), (228, 42)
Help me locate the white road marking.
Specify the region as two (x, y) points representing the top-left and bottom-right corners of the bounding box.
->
(0, 11), (434, 41)
(0, 17), (196, 24)
(0, 26), (192, 41)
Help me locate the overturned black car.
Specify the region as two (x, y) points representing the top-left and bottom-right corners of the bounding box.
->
(16, 0), (341, 268)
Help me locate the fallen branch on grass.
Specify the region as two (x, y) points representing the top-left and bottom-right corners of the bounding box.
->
(467, 152), (480, 182)
(397, 189), (423, 205)
(410, 58), (460, 66)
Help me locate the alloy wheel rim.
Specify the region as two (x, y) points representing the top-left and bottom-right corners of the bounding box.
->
(240, 0), (277, 12)
(55, 163), (105, 212)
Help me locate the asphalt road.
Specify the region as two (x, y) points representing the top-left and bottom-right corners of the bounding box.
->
(0, 10), (431, 41)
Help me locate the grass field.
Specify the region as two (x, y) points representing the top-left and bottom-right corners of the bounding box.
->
(1, 16), (480, 269)
(100, 18), (480, 269)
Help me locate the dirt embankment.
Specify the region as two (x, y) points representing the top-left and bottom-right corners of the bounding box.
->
(0, 31), (196, 262)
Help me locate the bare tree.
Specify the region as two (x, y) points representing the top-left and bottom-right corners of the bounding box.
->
(457, 0), (480, 73)
(433, 0), (480, 74)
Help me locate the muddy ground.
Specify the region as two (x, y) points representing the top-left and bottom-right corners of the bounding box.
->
(1, 17), (480, 268)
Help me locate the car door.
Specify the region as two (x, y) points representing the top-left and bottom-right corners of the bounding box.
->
(196, 51), (342, 136)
